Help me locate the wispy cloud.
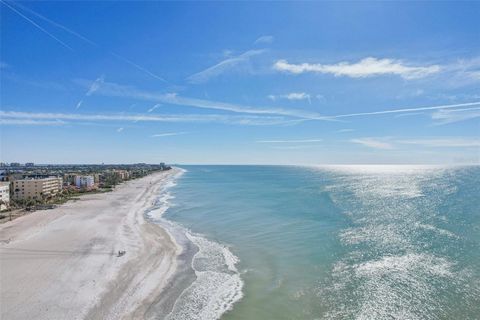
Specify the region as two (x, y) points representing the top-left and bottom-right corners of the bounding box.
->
(336, 128), (354, 133)
(75, 75), (104, 109)
(350, 136), (479, 149)
(0, 118), (67, 126)
(270, 145), (313, 150)
(151, 132), (188, 138)
(274, 57), (440, 79)
(187, 49), (266, 84)
(116, 127), (124, 132)
(443, 57), (480, 87)
(268, 92), (311, 103)
(86, 76), (104, 96)
(350, 138), (394, 149)
(0, 61), (9, 69)
(254, 35), (274, 44)
(430, 107), (480, 125)
(147, 104), (162, 113)
(397, 138), (480, 148)
(0, 110), (297, 126)
(256, 139), (322, 143)
(78, 79), (330, 120)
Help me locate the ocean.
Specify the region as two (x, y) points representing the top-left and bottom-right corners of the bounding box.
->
(150, 165), (480, 319)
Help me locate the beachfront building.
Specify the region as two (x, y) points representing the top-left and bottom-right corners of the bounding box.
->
(63, 173), (77, 186)
(113, 169), (130, 180)
(75, 175), (95, 189)
(0, 182), (10, 211)
(12, 177), (63, 201)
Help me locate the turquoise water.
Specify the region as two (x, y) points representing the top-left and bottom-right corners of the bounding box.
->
(162, 165), (480, 319)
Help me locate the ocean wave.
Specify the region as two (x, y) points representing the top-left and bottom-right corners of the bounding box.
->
(146, 168), (244, 320)
(166, 233), (244, 320)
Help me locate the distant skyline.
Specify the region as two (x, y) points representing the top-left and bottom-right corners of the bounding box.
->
(1, 1), (479, 164)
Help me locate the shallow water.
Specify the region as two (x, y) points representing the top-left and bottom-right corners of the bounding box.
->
(161, 165), (480, 319)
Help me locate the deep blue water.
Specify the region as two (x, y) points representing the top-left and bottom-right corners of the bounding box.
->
(163, 165), (480, 319)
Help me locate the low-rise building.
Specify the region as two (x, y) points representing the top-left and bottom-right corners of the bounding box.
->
(75, 175), (95, 188)
(93, 173), (100, 184)
(12, 177), (63, 201)
(0, 182), (10, 211)
(63, 173), (77, 185)
(113, 169), (130, 180)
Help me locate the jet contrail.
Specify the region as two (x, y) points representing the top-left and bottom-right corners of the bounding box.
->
(1, 0), (73, 50)
(4, 0), (168, 82)
(331, 101), (480, 119)
(10, 0), (97, 46)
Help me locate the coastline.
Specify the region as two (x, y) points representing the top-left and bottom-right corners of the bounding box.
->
(0, 168), (183, 319)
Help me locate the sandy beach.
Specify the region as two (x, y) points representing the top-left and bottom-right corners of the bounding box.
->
(0, 169), (182, 320)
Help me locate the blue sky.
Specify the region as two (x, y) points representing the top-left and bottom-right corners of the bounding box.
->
(1, 1), (479, 164)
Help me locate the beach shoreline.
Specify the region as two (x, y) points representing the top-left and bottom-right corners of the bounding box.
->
(0, 168), (184, 320)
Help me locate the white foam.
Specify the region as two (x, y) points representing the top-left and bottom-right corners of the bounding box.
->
(148, 167), (244, 320)
(165, 232), (244, 320)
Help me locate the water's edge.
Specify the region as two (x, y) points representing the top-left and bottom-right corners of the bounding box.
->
(143, 168), (244, 320)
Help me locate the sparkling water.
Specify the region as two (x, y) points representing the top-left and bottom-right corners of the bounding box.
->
(162, 165), (480, 319)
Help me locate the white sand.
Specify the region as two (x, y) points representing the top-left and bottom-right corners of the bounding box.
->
(0, 169), (181, 320)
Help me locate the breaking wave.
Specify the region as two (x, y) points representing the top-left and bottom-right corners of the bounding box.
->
(146, 168), (244, 320)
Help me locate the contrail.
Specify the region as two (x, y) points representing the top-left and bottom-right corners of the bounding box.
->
(10, 0), (97, 46)
(331, 101), (480, 119)
(1, 0), (73, 51)
(4, 0), (167, 82)
(110, 53), (167, 83)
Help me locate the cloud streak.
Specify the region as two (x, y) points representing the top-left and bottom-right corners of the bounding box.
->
(80, 79), (331, 121)
(254, 35), (274, 44)
(331, 101), (480, 119)
(268, 92), (311, 103)
(147, 104), (162, 113)
(0, 110), (298, 126)
(350, 138), (394, 149)
(350, 136), (480, 149)
(0, 118), (67, 126)
(256, 139), (322, 143)
(151, 132), (188, 138)
(187, 49), (265, 84)
(430, 107), (480, 125)
(76, 79), (480, 124)
(274, 57), (440, 79)
(398, 138), (480, 148)
(86, 76), (104, 96)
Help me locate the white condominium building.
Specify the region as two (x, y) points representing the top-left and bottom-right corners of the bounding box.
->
(0, 182), (10, 210)
(75, 175), (95, 188)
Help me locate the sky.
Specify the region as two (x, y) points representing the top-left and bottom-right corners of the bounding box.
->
(0, 1), (479, 165)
